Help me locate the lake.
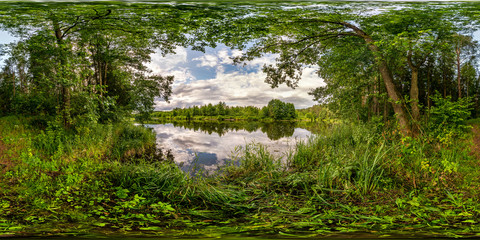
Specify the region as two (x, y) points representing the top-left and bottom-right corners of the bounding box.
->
(144, 121), (317, 173)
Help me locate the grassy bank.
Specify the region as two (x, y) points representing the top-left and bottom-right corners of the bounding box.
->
(1, 115), (480, 238)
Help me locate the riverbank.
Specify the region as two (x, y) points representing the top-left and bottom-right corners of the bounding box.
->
(144, 116), (333, 124)
(1, 115), (480, 238)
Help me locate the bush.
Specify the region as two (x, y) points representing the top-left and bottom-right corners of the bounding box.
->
(428, 93), (473, 141)
(32, 118), (72, 156)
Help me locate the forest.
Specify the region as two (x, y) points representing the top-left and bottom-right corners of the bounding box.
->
(150, 99), (297, 121)
(1, 1), (480, 238)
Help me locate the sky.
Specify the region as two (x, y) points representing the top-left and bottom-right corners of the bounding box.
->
(0, 30), (321, 110)
(147, 45), (322, 111)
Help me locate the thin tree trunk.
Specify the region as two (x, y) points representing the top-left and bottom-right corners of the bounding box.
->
(426, 65), (431, 123)
(104, 62), (108, 90)
(20, 65), (26, 94)
(410, 68), (420, 134)
(456, 45), (462, 99)
(384, 95), (388, 125)
(12, 72), (15, 98)
(443, 68), (447, 98)
(467, 82), (469, 99)
(373, 79), (379, 116)
(53, 18), (71, 128)
(427, 66), (431, 111)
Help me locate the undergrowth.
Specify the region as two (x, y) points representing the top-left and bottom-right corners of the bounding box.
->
(1, 114), (480, 237)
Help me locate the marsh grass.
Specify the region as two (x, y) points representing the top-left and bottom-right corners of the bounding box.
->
(108, 160), (246, 215)
(1, 116), (480, 236)
(223, 142), (282, 181)
(283, 123), (390, 196)
(353, 140), (388, 195)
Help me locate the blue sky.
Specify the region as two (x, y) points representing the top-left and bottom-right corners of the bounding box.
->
(147, 44), (321, 110)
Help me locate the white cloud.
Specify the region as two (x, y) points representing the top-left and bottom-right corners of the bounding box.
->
(149, 47), (187, 69)
(147, 47), (194, 84)
(151, 45), (324, 110)
(156, 66), (321, 110)
(192, 54), (218, 68)
(218, 49), (232, 64)
(246, 54), (278, 69)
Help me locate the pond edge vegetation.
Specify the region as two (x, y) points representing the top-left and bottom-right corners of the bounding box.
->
(1, 96), (480, 238)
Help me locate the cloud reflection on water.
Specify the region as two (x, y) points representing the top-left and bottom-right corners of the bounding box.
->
(146, 123), (312, 173)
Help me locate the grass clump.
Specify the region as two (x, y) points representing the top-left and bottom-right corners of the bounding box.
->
(110, 124), (156, 160)
(286, 123), (389, 196)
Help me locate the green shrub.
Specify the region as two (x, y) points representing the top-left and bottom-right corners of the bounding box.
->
(32, 119), (72, 156)
(428, 93), (473, 141)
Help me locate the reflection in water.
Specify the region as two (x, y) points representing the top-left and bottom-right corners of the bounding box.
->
(168, 121), (297, 140)
(145, 121), (314, 173)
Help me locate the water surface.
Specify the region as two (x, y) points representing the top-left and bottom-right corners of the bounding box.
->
(146, 121), (315, 173)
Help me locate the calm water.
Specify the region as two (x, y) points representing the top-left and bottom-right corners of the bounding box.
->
(145, 121), (315, 173)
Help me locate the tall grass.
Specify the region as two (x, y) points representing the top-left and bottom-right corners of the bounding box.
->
(0, 116), (161, 212)
(107, 161), (245, 213)
(109, 124), (156, 160)
(224, 142), (282, 180)
(354, 140), (388, 195)
(283, 123), (390, 196)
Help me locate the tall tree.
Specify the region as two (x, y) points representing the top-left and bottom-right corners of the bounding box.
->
(217, 5), (465, 135)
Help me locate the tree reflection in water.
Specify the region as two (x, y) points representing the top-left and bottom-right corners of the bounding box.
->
(145, 121), (315, 175)
(168, 120), (298, 140)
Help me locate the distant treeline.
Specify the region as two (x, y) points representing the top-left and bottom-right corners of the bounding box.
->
(151, 99), (297, 121)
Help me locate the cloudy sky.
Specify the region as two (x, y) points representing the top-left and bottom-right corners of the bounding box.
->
(147, 44), (322, 111)
(0, 30), (321, 110)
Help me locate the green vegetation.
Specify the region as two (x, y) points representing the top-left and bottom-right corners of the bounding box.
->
(216, 2), (480, 136)
(1, 1), (480, 238)
(151, 99), (296, 121)
(1, 112), (480, 237)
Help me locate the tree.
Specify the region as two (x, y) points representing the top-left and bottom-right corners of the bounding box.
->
(218, 4), (468, 135)
(452, 34), (477, 99)
(265, 99), (296, 120)
(0, 2), (201, 125)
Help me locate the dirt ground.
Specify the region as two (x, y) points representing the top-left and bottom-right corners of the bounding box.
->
(470, 124), (480, 159)
(0, 138), (14, 173)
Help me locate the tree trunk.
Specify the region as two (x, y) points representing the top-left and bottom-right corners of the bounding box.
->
(443, 68), (447, 98)
(426, 65), (431, 122)
(98, 59), (102, 96)
(375, 56), (410, 135)
(104, 62), (108, 91)
(12, 71), (15, 98)
(340, 21), (411, 135)
(53, 18), (71, 128)
(19, 63), (26, 94)
(427, 66), (431, 111)
(456, 45), (462, 99)
(62, 86), (71, 127)
(410, 67), (420, 134)
(373, 79), (379, 116)
(467, 82), (469, 99)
